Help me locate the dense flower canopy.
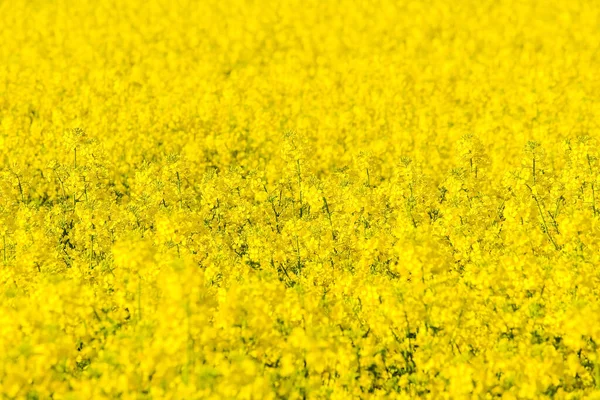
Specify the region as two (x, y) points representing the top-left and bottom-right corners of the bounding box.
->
(1, 0), (600, 398)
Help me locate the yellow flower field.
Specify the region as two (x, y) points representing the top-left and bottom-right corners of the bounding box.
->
(1, 0), (600, 398)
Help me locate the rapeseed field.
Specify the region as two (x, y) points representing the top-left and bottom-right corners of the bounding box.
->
(1, 0), (600, 398)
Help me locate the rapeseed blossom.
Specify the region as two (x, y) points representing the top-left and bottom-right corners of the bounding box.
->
(1, 0), (600, 398)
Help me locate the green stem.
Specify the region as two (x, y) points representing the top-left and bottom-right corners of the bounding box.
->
(296, 160), (303, 217)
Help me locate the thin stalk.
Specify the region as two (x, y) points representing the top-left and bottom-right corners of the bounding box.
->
(176, 171), (182, 209)
(526, 184), (559, 250)
(296, 160), (303, 217)
(322, 196), (336, 241)
(89, 235), (94, 267)
(14, 174), (24, 203)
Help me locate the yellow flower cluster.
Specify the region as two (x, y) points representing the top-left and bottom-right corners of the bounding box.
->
(1, 0), (600, 398)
